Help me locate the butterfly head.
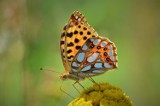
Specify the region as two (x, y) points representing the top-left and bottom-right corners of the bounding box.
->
(59, 74), (68, 80)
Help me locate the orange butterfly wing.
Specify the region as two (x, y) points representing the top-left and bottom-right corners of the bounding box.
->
(60, 11), (98, 73)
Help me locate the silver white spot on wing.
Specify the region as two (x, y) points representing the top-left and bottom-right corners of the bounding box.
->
(72, 61), (80, 67)
(108, 51), (113, 56)
(78, 18), (81, 22)
(92, 70), (104, 73)
(109, 45), (113, 50)
(89, 38), (94, 42)
(72, 68), (78, 72)
(81, 65), (91, 72)
(104, 63), (111, 68)
(87, 53), (99, 62)
(94, 63), (103, 68)
(75, 15), (78, 19)
(77, 52), (85, 62)
(110, 56), (115, 61)
(93, 39), (100, 45)
(101, 41), (107, 47)
(82, 44), (88, 50)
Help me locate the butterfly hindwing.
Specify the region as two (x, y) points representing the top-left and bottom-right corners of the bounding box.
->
(71, 37), (118, 77)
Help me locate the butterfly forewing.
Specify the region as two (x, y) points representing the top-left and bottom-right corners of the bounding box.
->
(60, 11), (98, 72)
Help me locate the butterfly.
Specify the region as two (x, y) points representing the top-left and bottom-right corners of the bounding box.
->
(59, 11), (118, 82)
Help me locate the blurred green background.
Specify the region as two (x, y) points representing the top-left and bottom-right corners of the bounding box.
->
(0, 0), (160, 106)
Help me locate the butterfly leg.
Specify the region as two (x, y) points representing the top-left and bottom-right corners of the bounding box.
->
(88, 76), (101, 90)
(88, 76), (96, 83)
(77, 81), (85, 90)
(60, 81), (75, 99)
(72, 81), (81, 94)
(72, 81), (85, 94)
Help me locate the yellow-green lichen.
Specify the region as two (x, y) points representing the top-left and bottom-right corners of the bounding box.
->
(68, 82), (133, 106)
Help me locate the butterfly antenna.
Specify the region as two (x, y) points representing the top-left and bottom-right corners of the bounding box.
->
(60, 80), (75, 99)
(40, 67), (62, 74)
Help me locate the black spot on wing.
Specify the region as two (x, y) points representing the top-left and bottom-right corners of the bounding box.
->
(61, 32), (65, 37)
(83, 36), (87, 40)
(74, 38), (79, 43)
(87, 31), (91, 35)
(76, 46), (81, 50)
(80, 31), (83, 35)
(60, 41), (64, 45)
(66, 32), (73, 38)
(67, 42), (74, 47)
(74, 30), (78, 34)
(83, 27), (87, 30)
(68, 55), (74, 59)
(67, 49), (72, 53)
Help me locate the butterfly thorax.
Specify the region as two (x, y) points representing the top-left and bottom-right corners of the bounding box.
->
(59, 71), (86, 81)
